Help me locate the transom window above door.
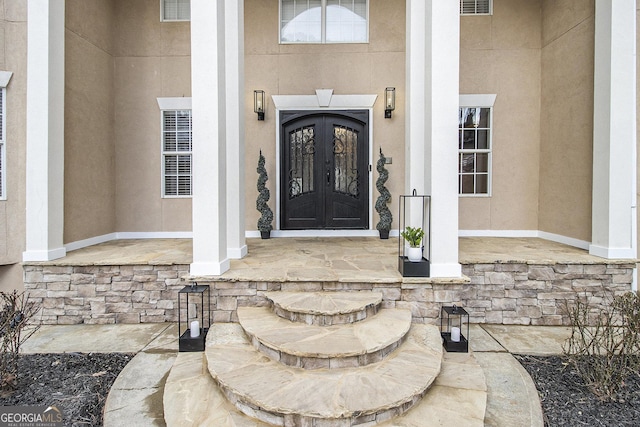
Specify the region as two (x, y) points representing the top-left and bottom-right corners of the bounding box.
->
(280, 0), (368, 44)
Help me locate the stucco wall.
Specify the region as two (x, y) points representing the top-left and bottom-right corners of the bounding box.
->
(244, 0), (406, 232)
(459, 0), (542, 231)
(64, 0), (117, 244)
(113, 0), (192, 233)
(539, 0), (594, 242)
(0, 0), (27, 291)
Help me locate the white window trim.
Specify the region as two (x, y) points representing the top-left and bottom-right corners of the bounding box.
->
(279, 0), (370, 44)
(157, 97), (193, 198)
(460, 0), (493, 16)
(458, 94), (496, 198)
(160, 0), (190, 22)
(0, 71), (12, 201)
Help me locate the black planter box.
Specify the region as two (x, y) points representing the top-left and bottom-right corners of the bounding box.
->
(398, 256), (430, 277)
(179, 327), (208, 352)
(441, 332), (469, 353)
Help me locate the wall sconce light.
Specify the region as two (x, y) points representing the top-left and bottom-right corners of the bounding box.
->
(384, 87), (396, 119)
(254, 90), (265, 121)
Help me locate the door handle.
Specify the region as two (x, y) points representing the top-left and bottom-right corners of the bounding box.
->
(326, 169), (331, 185)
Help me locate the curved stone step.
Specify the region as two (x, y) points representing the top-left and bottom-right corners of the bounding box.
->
(264, 291), (382, 325)
(163, 326), (487, 427)
(238, 306), (411, 369)
(205, 323), (443, 426)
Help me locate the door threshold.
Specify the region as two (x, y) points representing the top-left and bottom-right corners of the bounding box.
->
(246, 230), (399, 238)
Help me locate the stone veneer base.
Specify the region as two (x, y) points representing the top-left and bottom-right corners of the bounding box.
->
(23, 262), (635, 325)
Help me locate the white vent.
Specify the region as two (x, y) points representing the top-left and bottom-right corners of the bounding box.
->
(460, 0), (491, 15)
(162, 0), (190, 21)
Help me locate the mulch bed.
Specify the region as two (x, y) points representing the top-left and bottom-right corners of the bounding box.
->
(516, 355), (640, 427)
(0, 353), (133, 427)
(1, 353), (639, 426)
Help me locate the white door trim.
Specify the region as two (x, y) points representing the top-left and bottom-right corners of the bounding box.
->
(272, 90), (378, 236)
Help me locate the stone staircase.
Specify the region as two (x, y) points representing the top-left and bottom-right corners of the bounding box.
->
(163, 291), (487, 426)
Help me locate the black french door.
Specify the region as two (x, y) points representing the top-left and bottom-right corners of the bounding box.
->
(280, 110), (369, 230)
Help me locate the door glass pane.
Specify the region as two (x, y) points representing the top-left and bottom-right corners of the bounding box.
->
(332, 125), (359, 197)
(288, 126), (315, 198)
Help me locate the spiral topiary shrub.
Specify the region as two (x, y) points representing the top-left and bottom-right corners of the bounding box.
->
(256, 150), (273, 238)
(375, 148), (392, 238)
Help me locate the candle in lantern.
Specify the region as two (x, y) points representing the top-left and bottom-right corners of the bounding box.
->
(190, 320), (200, 338)
(451, 326), (461, 342)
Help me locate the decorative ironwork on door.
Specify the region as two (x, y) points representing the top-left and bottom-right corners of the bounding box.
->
(288, 125), (315, 198)
(332, 125), (360, 198)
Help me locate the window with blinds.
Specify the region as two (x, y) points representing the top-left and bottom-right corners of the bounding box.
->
(460, 0), (491, 15)
(0, 89), (5, 200)
(161, 0), (190, 22)
(280, 0), (368, 43)
(162, 110), (192, 197)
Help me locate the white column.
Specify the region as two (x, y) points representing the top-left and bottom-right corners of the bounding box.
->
(590, 0), (637, 259)
(190, 0), (229, 275)
(405, 0), (461, 277)
(23, 0), (66, 262)
(225, 0), (247, 259)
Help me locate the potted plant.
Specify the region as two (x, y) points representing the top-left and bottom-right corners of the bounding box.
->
(256, 150), (273, 239)
(375, 148), (392, 239)
(401, 226), (424, 262)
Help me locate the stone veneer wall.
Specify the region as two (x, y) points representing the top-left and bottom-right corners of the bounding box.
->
(23, 262), (635, 326)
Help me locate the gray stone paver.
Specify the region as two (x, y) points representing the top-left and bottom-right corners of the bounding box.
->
(475, 352), (544, 427)
(481, 324), (572, 355)
(21, 323), (171, 354)
(24, 323), (566, 427)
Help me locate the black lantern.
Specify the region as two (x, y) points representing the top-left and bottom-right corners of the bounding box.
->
(384, 87), (395, 118)
(254, 90), (265, 121)
(398, 190), (431, 277)
(178, 283), (211, 352)
(440, 305), (469, 353)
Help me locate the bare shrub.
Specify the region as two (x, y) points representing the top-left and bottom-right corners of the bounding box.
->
(0, 290), (40, 390)
(563, 291), (640, 400)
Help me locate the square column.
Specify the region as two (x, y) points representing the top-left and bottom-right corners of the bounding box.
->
(225, 0), (247, 259)
(190, 0), (230, 276)
(590, 0), (637, 259)
(406, 0), (461, 277)
(23, 0), (66, 262)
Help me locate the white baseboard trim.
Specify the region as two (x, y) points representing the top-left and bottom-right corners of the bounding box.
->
(64, 232), (193, 252)
(458, 229), (538, 238)
(459, 229), (591, 251)
(115, 232), (193, 239)
(65, 233), (118, 252)
(64, 229), (630, 261)
(538, 231), (590, 251)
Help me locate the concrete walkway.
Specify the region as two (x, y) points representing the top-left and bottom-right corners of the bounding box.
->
(21, 323), (572, 426)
